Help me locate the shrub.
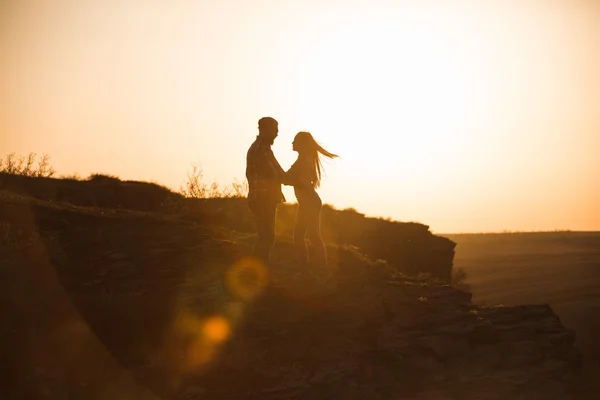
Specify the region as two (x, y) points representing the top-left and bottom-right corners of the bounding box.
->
(60, 173), (83, 181)
(180, 163), (248, 199)
(88, 173), (121, 182)
(451, 267), (471, 292)
(0, 153), (55, 178)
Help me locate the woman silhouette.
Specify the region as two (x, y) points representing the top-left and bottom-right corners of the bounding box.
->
(284, 131), (338, 281)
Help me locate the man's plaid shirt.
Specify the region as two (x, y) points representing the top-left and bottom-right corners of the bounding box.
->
(246, 136), (286, 205)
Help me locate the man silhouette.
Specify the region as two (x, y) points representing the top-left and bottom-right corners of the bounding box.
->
(246, 117), (286, 265)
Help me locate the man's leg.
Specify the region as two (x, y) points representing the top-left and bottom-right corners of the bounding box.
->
(250, 202), (277, 266)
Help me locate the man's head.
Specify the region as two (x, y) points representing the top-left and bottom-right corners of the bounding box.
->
(258, 117), (278, 145)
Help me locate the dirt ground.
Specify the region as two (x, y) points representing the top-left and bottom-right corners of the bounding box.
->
(0, 195), (589, 399)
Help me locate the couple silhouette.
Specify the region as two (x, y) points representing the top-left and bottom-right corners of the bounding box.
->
(246, 116), (338, 282)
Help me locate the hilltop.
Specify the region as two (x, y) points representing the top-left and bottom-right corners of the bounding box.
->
(0, 173), (586, 399)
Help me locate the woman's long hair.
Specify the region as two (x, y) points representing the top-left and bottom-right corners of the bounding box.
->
(295, 131), (339, 188)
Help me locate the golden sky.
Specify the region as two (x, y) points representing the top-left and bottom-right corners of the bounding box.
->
(1, 0), (599, 233)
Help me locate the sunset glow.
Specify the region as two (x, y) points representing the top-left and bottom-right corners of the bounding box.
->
(1, 0), (598, 232)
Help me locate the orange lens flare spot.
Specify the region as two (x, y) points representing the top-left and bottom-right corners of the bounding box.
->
(202, 316), (231, 343)
(168, 310), (234, 373)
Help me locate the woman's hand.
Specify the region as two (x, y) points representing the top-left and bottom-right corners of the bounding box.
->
(281, 172), (294, 186)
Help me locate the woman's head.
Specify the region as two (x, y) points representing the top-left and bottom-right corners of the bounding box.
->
(292, 131), (338, 188)
(292, 131), (316, 154)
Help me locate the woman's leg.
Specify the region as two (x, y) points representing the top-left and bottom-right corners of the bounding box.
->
(293, 204), (309, 265)
(306, 203), (328, 269)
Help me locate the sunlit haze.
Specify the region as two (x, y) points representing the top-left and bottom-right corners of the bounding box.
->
(1, 0), (598, 233)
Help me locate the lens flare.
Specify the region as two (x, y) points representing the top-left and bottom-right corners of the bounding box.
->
(225, 257), (269, 302)
(165, 257), (267, 377)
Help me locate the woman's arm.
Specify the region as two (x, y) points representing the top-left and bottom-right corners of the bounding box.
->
(284, 159), (313, 188)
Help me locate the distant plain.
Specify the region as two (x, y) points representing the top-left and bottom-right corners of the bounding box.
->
(446, 231), (600, 395)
